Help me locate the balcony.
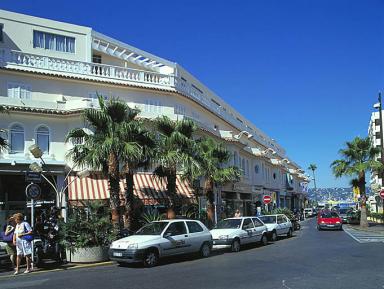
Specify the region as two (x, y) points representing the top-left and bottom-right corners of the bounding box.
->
(0, 49), (280, 154)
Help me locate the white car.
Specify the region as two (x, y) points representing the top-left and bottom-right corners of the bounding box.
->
(258, 214), (293, 241)
(304, 208), (315, 218)
(210, 217), (268, 252)
(109, 219), (212, 267)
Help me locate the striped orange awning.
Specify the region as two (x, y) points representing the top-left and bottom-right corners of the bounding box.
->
(68, 173), (195, 205)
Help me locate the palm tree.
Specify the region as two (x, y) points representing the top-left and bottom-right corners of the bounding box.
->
(331, 137), (382, 227)
(188, 137), (240, 226)
(66, 96), (142, 230)
(153, 116), (198, 218)
(308, 164), (317, 191)
(120, 118), (155, 232)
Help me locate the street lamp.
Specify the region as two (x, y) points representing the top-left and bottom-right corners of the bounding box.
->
(28, 144), (89, 220)
(234, 131), (253, 140)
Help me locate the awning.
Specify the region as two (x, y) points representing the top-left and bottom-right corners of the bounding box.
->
(68, 173), (195, 205)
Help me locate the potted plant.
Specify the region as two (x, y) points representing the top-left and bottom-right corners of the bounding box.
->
(60, 201), (116, 263)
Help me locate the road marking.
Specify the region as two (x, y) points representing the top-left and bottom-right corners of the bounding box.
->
(343, 227), (384, 243)
(282, 280), (292, 289)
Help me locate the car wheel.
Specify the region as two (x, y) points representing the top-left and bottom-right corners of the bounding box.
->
(271, 231), (277, 242)
(200, 242), (211, 258)
(287, 228), (293, 238)
(261, 234), (268, 246)
(231, 239), (241, 252)
(143, 249), (159, 267)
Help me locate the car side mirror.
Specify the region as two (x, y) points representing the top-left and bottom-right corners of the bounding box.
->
(163, 232), (173, 238)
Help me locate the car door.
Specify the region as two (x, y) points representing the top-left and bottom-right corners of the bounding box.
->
(161, 221), (190, 256)
(186, 221), (206, 253)
(276, 215), (286, 235)
(241, 218), (255, 244)
(252, 218), (265, 242)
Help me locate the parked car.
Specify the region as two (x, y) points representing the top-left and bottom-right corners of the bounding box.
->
(259, 214), (293, 241)
(346, 210), (360, 225)
(109, 219), (212, 267)
(317, 211), (343, 230)
(338, 208), (353, 223)
(304, 208), (315, 218)
(0, 241), (13, 270)
(210, 217), (268, 252)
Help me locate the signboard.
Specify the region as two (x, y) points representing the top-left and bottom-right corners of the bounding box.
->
(25, 183), (41, 199)
(25, 171), (41, 183)
(380, 190), (384, 200)
(263, 195), (272, 204)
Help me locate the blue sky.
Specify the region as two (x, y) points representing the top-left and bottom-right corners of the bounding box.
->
(2, 0), (383, 188)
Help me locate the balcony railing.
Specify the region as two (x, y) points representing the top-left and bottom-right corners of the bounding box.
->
(0, 49), (281, 155)
(0, 49), (174, 87)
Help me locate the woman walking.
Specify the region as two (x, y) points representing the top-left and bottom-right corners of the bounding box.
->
(13, 213), (33, 275)
(2, 216), (16, 268)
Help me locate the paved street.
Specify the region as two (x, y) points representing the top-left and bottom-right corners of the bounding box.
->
(343, 225), (384, 243)
(1, 218), (384, 289)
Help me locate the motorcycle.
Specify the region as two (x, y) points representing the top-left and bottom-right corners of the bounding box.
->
(290, 216), (301, 231)
(33, 209), (63, 266)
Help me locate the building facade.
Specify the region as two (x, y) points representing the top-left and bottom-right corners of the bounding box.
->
(0, 10), (309, 224)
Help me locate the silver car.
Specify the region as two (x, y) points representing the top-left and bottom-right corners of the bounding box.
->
(109, 219), (212, 267)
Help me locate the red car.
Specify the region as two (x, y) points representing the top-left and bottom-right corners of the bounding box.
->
(317, 210), (342, 231)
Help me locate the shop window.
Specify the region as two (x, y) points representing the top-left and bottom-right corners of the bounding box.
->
(36, 125), (50, 154)
(9, 124), (24, 153)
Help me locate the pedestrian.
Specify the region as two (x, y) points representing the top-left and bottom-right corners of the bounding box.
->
(234, 209), (241, 217)
(2, 216), (16, 268)
(13, 213), (33, 275)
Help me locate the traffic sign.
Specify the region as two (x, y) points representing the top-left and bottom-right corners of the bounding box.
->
(25, 171), (41, 183)
(379, 190), (384, 199)
(25, 183), (41, 199)
(263, 195), (272, 204)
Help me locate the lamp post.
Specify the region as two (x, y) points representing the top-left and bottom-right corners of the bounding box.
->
(28, 144), (89, 221)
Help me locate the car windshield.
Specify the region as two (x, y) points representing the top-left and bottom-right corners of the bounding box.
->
(135, 222), (169, 235)
(215, 219), (242, 229)
(259, 216), (276, 224)
(339, 208), (350, 214)
(321, 212), (339, 218)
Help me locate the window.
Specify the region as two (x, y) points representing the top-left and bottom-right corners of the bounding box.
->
(277, 216), (284, 224)
(242, 218), (254, 230)
(241, 158), (246, 176)
(92, 55), (102, 64)
(186, 221), (203, 233)
(174, 104), (186, 115)
(33, 30), (75, 53)
(0, 24), (3, 42)
(7, 83), (31, 99)
(144, 100), (162, 114)
(36, 126), (50, 154)
(164, 221), (187, 236)
(254, 164), (259, 174)
(9, 124), (24, 153)
(246, 160), (249, 176)
(234, 152), (238, 167)
(252, 218), (264, 227)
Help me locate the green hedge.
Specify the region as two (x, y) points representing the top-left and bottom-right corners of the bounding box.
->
(369, 212), (384, 222)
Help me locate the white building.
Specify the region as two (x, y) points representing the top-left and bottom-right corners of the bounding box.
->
(368, 111), (383, 213)
(0, 9), (309, 223)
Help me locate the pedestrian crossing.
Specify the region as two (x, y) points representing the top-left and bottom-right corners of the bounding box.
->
(343, 226), (384, 243)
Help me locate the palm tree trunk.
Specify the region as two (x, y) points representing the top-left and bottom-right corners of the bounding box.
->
(205, 179), (215, 228)
(166, 168), (177, 219)
(124, 170), (135, 232)
(108, 153), (121, 230)
(358, 171), (368, 228)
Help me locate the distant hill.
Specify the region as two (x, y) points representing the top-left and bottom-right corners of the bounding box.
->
(307, 187), (372, 202)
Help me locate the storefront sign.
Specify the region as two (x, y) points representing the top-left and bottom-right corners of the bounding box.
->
(233, 183), (251, 192)
(25, 171), (42, 183)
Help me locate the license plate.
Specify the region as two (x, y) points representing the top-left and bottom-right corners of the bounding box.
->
(113, 252), (123, 257)
(327, 225), (334, 227)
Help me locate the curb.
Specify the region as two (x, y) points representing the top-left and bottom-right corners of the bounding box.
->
(0, 261), (114, 280)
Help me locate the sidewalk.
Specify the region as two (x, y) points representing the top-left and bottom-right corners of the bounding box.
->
(0, 260), (114, 278)
(345, 222), (384, 235)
